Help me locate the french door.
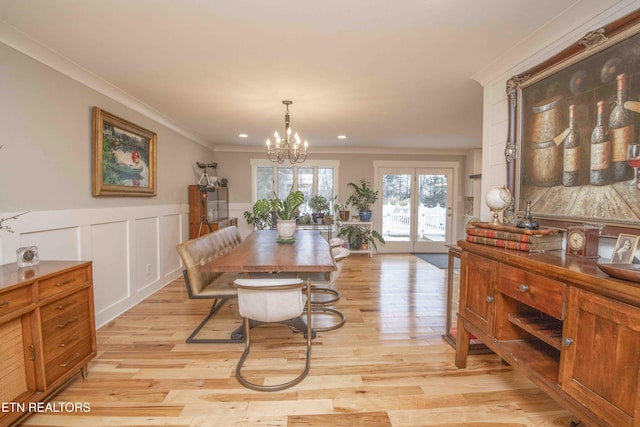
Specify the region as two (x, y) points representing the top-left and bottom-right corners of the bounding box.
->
(377, 166), (454, 253)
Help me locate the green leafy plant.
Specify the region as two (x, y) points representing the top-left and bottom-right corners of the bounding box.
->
(243, 198), (273, 229)
(337, 224), (385, 250)
(272, 190), (305, 220)
(308, 195), (330, 213)
(346, 179), (379, 212)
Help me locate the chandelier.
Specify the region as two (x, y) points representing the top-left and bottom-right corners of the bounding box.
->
(266, 100), (308, 164)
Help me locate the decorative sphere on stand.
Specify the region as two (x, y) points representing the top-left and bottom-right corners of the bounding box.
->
(485, 186), (511, 225)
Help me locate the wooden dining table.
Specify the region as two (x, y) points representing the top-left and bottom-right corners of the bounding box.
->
(200, 229), (338, 339)
(200, 229), (337, 275)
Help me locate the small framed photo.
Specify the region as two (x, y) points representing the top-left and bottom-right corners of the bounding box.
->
(610, 234), (640, 264)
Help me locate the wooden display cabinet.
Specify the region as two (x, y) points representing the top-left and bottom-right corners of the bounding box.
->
(188, 185), (236, 239)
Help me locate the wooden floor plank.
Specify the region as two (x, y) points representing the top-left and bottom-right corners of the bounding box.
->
(20, 253), (583, 426)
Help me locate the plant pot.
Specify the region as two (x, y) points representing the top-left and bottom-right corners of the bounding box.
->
(298, 215), (310, 225)
(339, 210), (350, 221)
(359, 210), (372, 222)
(323, 216), (333, 225)
(361, 242), (369, 250)
(276, 219), (297, 239)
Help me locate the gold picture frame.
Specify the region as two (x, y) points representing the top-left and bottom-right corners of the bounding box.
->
(504, 10), (640, 233)
(92, 107), (157, 197)
(610, 233), (639, 264)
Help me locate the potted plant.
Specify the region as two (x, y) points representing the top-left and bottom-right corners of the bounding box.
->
(271, 190), (305, 240)
(346, 179), (379, 222)
(297, 212), (311, 224)
(243, 198), (273, 230)
(337, 224), (385, 251)
(334, 200), (350, 221)
(308, 195), (330, 223)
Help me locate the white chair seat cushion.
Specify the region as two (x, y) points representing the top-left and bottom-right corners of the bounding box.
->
(329, 237), (344, 248)
(234, 278), (306, 322)
(331, 247), (350, 262)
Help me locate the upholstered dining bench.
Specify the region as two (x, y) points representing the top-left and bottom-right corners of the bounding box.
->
(175, 226), (246, 343)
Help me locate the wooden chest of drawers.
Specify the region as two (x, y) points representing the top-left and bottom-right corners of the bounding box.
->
(0, 261), (96, 427)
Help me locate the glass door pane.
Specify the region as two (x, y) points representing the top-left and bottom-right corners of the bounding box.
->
(417, 173), (447, 242)
(381, 171), (413, 249)
(413, 168), (453, 252)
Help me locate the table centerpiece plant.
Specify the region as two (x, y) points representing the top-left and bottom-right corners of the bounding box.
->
(271, 190), (305, 240)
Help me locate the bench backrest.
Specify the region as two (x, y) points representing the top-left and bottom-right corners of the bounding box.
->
(176, 226), (243, 295)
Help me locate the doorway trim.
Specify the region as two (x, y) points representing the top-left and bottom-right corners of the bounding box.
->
(373, 160), (460, 254)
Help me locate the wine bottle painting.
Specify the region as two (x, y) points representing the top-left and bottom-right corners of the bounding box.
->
(514, 23), (640, 225)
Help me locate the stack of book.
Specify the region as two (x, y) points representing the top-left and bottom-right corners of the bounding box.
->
(466, 221), (563, 253)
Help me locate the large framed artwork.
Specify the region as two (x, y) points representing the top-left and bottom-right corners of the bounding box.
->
(505, 10), (640, 232)
(92, 107), (157, 197)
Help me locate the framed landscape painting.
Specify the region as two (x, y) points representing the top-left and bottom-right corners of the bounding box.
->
(92, 107), (157, 197)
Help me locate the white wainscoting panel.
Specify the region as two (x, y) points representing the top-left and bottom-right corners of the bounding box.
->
(160, 213), (183, 280)
(0, 205), (188, 328)
(135, 216), (160, 291)
(91, 220), (130, 315)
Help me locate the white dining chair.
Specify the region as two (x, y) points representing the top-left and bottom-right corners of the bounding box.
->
(233, 277), (312, 392)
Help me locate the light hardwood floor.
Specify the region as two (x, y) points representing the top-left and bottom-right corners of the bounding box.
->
(21, 254), (583, 427)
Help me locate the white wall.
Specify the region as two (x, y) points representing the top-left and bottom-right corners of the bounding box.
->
(475, 0), (639, 221)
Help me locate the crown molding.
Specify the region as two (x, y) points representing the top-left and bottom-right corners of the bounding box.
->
(213, 144), (469, 156)
(0, 19), (208, 148)
(471, 0), (637, 87)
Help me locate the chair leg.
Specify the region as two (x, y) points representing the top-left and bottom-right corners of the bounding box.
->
(186, 297), (246, 344)
(235, 316), (313, 392)
(306, 307), (346, 332)
(309, 286), (340, 306)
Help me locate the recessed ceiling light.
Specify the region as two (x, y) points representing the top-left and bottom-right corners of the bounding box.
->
(239, 134), (248, 138)
(337, 135), (347, 139)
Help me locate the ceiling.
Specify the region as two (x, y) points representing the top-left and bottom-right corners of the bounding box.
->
(0, 0), (583, 151)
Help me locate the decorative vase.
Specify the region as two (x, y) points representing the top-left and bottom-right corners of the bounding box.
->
(359, 210), (372, 222)
(276, 219), (297, 239)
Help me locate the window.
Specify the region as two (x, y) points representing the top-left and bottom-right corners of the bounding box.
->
(250, 160), (340, 213)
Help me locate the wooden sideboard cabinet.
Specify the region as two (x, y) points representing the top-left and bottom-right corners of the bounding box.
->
(0, 261), (96, 427)
(455, 241), (640, 427)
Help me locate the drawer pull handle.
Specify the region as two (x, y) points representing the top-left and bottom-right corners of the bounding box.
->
(29, 344), (35, 361)
(0, 301), (8, 308)
(56, 300), (77, 310)
(59, 334), (79, 348)
(58, 316), (78, 329)
(562, 337), (574, 347)
(485, 295), (495, 303)
(518, 284), (529, 292)
(59, 352), (81, 368)
(55, 278), (76, 287)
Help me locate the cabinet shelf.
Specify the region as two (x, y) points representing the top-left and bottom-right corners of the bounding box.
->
(498, 339), (560, 385)
(507, 312), (562, 351)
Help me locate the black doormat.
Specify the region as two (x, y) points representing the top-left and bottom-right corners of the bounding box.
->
(413, 253), (449, 269)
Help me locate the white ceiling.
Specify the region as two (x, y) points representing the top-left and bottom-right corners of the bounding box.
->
(0, 0), (585, 151)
